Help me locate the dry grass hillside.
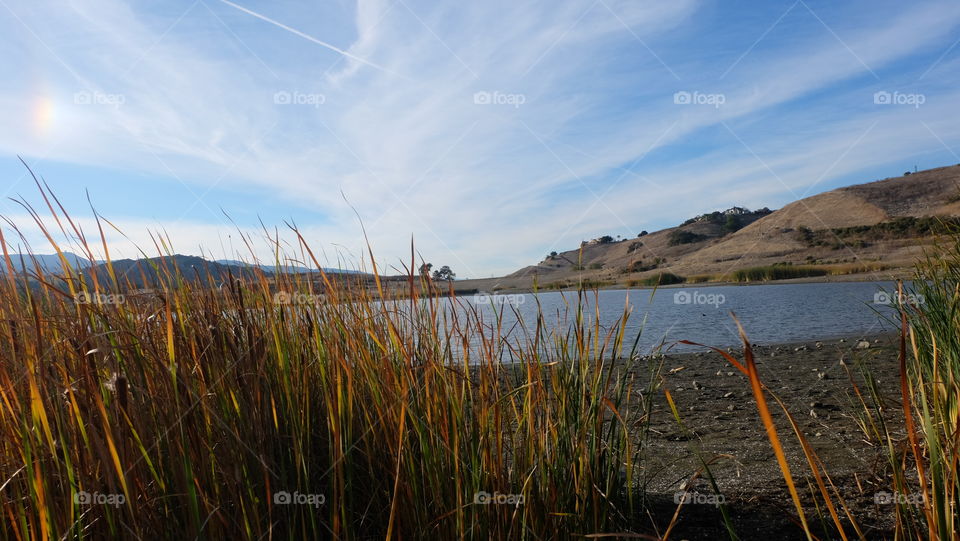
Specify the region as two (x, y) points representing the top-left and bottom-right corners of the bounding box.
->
(458, 164), (960, 292)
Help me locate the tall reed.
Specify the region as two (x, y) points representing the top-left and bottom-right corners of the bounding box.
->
(896, 239), (960, 539)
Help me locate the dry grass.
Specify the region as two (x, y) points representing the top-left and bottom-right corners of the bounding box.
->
(0, 180), (663, 539)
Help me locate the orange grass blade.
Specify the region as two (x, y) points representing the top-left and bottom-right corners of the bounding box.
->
(897, 282), (935, 536)
(733, 319), (812, 538)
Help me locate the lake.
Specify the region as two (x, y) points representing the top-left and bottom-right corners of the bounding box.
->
(466, 281), (909, 356)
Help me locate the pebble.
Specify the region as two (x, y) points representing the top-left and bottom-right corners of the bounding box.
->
(727, 372), (734, 377)
(726, 404), (735, 411)
(815, 341), (823, 349)
(723, 392), (734, 398)
(856, 340), (871, 349)
(692, 381), (703, 390)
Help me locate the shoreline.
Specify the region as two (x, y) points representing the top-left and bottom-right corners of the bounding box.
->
(483, 330), (899, 368)
(454, 269), (914, 296)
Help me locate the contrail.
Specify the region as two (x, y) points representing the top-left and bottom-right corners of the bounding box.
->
(218, 0), (403, 78)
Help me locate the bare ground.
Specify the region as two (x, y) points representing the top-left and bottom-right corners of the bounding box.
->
(634, 334), (904, 539)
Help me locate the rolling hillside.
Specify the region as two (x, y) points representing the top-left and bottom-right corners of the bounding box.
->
(462, 164), (960, 291)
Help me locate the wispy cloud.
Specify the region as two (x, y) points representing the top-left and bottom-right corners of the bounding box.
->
(0, 0), (958, 276)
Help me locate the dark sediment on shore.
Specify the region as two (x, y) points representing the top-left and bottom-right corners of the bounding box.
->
(636, 333), (903, 539)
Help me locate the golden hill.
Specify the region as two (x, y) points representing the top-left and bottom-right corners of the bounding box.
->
(460, 164), (960, 292)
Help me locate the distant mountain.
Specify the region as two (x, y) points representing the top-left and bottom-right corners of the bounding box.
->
(1, 252), (95, 274)
(0, 252), (367, 281)
(214, 260), (366, 275)
(82, 255), (258, 288)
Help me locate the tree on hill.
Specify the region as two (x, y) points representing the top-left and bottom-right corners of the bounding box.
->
(419, 263), (433, 277)
(432, 265), (456, 281)
(638, 231), (648, 237)
(598, 235), (614, 244)
(723, 214), (741, 233)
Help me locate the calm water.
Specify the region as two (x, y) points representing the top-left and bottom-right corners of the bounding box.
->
(465, 281), (906, 356)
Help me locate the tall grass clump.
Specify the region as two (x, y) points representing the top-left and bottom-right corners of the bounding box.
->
(0, 181), (658, 539)
(837, 237), (960, 539)
(892, 239), (960, 539)
(731, 265), (828, 282)
(630, 272), (684, 287)
(826, 262), (890, 275)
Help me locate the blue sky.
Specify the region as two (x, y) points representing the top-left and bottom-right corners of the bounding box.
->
(1, 0), (958, 277)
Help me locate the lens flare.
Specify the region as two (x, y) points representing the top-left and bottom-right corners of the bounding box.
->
(31, 95), (55, 138)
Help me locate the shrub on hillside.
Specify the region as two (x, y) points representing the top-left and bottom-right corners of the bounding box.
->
(668, 230), (707, 246)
